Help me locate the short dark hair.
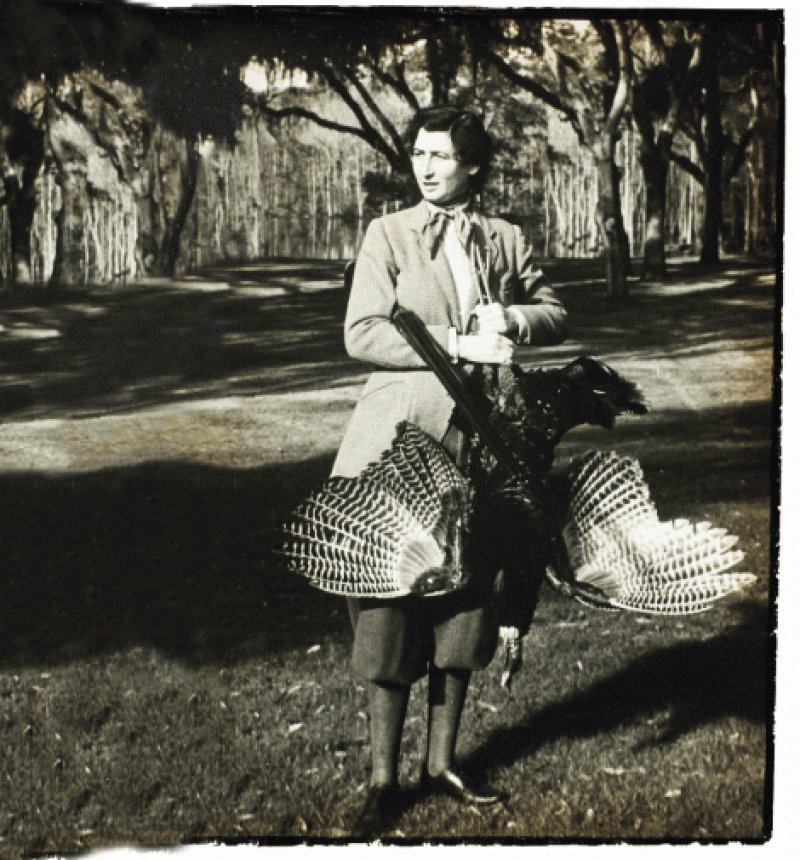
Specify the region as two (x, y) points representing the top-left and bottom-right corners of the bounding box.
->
(406, 107), (494, 194)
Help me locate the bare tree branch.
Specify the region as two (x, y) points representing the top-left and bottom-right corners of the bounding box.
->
(339, 65), (410, 169)
(642, 20), (667, 61)
(668, 148), (704, 184)
(311, 60), (405, 170)
(605, 20), (632, 135)
(255, 102), (373, 143)
(724, 77), (761, 182)
(46, 86), (129, 182)
(365, 55), (420, 114)
(481, 48), (576, 120)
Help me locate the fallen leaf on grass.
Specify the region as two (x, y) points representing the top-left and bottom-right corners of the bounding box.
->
(275, 683), (304, 702)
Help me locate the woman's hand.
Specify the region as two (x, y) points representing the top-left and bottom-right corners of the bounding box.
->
(469, 302), (515, 336)
(457, 332), (515, 365)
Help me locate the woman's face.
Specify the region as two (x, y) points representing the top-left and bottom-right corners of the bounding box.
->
(412, 128), (478, 205)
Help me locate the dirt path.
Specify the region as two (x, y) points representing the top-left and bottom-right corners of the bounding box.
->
(0, 388), (358, 472)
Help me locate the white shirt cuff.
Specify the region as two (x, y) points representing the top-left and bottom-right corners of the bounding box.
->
(447, 327), (459, 362)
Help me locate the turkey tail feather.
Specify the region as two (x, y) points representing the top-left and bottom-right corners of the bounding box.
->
(278, 423), (473, 597)
(550, 451), (755, 614)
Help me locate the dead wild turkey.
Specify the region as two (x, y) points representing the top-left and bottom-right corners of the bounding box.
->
(279, 309), (753, 622)
(281, 421), (473, 598)
(544, 450), (754, 614)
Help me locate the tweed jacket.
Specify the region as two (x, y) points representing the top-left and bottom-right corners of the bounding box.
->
(331, 201), (567, 478)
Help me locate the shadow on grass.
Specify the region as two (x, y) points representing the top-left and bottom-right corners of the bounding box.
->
(561, 398), (774, 450)
(196, 257), (354, 292)
(544, 258), (776, 362)
(0, 261), (357, 420)
(0, 394), (772, 672)
(0, 453), (350, 671)
(0, 257), (776, 421)
(462, 598), (769, 784)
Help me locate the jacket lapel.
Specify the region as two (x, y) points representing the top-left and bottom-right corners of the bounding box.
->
(473, 214), (501, 279)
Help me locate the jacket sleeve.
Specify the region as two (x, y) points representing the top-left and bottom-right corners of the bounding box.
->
(508, 225), (568, 347)
(344, 219), (452, 368)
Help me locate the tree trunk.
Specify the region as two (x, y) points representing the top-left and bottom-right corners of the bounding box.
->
(611, 156), (632, 275)
(6, 178), (39, 287)
(50, 167), (88, 288)
(761, 134), (776, 253)
(544, 168), (551, 257)
(594, 141), (628, 299)
(639, 134), (669, 280)
(158, 137), (201, 277)
(1, 113), (46, 289)
(700, 29), (723, 265)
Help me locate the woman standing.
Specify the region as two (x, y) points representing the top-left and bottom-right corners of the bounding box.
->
(332, 107), (567, 835)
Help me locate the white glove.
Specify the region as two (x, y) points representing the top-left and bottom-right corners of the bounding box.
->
(469, 302), (516, 336)
(457, 333), (516, 365)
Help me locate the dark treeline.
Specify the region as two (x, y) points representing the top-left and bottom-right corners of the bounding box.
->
(0, 3), (782, 297)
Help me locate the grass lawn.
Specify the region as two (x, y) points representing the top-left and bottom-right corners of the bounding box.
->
(0, 256), (776, 852)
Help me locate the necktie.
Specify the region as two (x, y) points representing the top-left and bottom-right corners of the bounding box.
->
(422, 206), (474, 257)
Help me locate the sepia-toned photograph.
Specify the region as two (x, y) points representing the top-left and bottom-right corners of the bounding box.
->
(0, 1), (780, 853)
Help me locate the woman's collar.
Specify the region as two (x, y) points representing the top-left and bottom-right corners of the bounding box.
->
(424, 193), (474, 214)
